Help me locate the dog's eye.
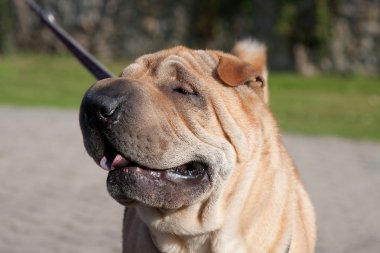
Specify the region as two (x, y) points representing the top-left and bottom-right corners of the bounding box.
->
(174, 87), (192, 95)
(173, 84), (198, 96)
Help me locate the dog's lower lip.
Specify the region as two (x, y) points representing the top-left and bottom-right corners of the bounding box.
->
(167, 162), (206, 179)
(101, 157), (207, 180)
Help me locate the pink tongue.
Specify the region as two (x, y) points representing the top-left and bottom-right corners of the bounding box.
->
(99, 154), (129, 171)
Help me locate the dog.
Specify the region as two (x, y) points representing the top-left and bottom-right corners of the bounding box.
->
(79, 39), (316, 253)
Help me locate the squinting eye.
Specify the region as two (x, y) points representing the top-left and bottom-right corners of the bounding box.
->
(174, 87), (193, 95)
(172, 83), (198, 96)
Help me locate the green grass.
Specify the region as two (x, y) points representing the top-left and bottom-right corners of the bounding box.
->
(0, 54), (379, 140)
(0, 54), (126, 108)
(269, 73), (380, 140)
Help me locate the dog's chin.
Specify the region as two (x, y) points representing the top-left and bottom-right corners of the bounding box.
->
(106, 160), (211, 209)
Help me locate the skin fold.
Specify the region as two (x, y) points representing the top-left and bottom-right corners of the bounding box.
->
(79, 39), (316, 253)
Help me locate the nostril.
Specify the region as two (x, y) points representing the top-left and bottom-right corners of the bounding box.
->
(81, 95), (123, 127)
(100, 105), (117, 118)
(97, 99), (122, 122)
(80, 78), (130, 127)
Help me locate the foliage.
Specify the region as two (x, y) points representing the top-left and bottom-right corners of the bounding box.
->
(1, 0), (378, 74)
(187, 0), (246, 47)
(0, 0), (12, 53)
(276, 0), (336, 48)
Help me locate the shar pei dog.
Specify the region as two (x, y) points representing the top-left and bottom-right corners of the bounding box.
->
(79, 39), (316, 253)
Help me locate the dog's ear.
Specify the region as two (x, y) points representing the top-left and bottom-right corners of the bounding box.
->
(230, 39), (269, 103)
(217, 56), (264, 87)
(217, 55), (266, 102)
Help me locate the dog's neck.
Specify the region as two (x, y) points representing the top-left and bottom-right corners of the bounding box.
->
(129, 133), (296, 253)
(150, 230), (212, 253)
(122, 107), (301, 253)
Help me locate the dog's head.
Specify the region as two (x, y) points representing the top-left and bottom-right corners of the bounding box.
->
(79, 40), (270, 212)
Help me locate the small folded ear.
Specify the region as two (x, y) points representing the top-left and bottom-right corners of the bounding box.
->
(231, 39), (269, 103)
(217, 55), (265, 99)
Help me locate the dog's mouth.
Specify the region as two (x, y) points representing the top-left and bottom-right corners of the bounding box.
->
(101, 152), (207, 180)
(98, 143), (211, 208)
(99, 146), (207, 181)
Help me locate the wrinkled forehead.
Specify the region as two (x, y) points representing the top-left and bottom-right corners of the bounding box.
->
(121, 46), (220, 79)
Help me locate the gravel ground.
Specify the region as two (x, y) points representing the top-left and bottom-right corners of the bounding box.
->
(0, 106), (379, 253)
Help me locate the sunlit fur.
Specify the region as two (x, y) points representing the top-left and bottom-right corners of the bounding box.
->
(93, 40), (316, 253)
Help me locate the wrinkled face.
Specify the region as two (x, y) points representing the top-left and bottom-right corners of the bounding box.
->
(79, 46), (266, 210)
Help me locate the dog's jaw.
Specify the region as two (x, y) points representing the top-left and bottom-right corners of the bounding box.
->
(79, 76), (234, 210)
(106, 161), (211, 209)
(79, 42), (316, 253)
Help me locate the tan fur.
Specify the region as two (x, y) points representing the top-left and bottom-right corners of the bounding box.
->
(232, 39), (269, 103)
(84, 40), (316, 253)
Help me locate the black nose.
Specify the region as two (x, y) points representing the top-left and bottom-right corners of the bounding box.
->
(80, 78), (127, 127)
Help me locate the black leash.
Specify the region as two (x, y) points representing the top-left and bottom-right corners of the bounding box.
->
(24, 0), (115, 80)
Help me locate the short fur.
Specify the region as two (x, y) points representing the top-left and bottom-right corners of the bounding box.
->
(80, 40), (316, 253)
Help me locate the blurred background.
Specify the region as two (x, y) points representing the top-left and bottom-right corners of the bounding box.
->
(0, 1), (380, 253)
(0, 0), (379, 139)
(3, 0), (380, 73)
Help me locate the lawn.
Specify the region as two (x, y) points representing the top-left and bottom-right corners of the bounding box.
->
(269, 73), (380, 140)
(0, 54), (125, 108)
(0, 54), (379, 141)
